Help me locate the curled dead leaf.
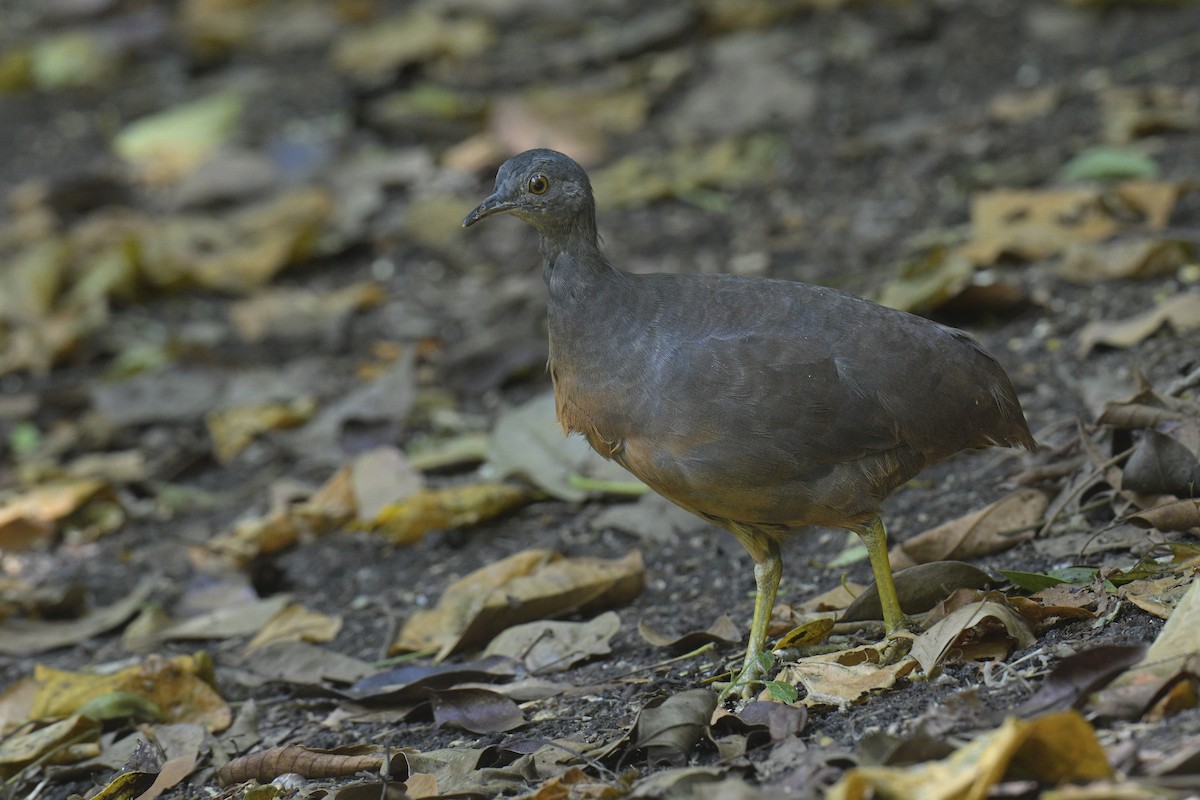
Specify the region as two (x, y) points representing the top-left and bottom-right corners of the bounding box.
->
(890, 489), (1048, 569)
(217, 744), (383, 786)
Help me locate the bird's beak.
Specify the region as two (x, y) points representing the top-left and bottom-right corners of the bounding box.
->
(462, 193), (515, 227)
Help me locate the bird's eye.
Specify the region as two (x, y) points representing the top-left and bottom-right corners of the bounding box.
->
(528, 174), (550, 195)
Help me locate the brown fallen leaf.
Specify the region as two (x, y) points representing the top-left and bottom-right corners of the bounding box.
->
(638, 613), (743, 653)
(0, 578), (156, 656)
(369, 482), (537, 545)
(597, 688), (717, 767)
(1093, 576), (1200, 719)
(1098, 84), (1200, 144)
(0, 477), (108, 551)
(1058, 238), (1194, 285)
(776, 640), (919, 707)
(1128, 498), (1200, 533)
(228, 281), (386, 343)
(0, 714), (102, 779)
(217, 744), (384, 786)
(890, 489), (1048, 569)
(484, 611), (620, 674)
(430, 688), (524, 734)
(30, 653), (230, 732)
(964, 187), (1120, 265)
(1078, 292), (1200, 356)
(205, 396), (315, 464)
(392, 549), (644, 659)
(242, 603), (342, 655)
(827, 711), (1112, 800)
(911, 598), (1035, 675)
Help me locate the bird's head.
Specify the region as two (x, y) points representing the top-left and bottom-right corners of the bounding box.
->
(462, 149), (595, 241)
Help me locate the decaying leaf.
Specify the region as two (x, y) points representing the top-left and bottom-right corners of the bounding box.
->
(1016, 644), (1147, 716)
(242, 603), (342, 654)
(488, 391), (645, 502)
(1078, 292), (1200, 356)
(228, 281), (386, 343)
(1121, 430), (1200, 497)
(392, 549), (644, 659)
(599, 688), (717, 767)
(638, 614), (743, 653)
(828, 711), (1112, 800)
(113, 90), (244, 183)
(483, 611), (621, 673)
(911, 598), (1036, 675)
(890, 489), (1048, 569)
(331, 9), (494, 84)
(29, 653), (230, 732)
(0, 579), (155, 656)
(0, 477), (109, 551)
(1098, 84), (1200, 144)
(1128, 499), (1200, 533)
(218, 744), (384, 786)
(1093, 576), (1200, 719)
(0, 714), (102, 779)
(370, 482), (536, 545)
(205, 396), (316, 464)
(841, 561), (995, 623)
(776, 640), (919, 707)
(1058, 238), (1193, 285)
(964, 187), (1119, 265)
(430, 688), (524, 734)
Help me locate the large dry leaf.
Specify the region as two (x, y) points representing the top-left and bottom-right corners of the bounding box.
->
(205, 396), (315, 464)
(1098, 85), (1200, 144)
(964, 188), (1120, 265)
(331, 10), (494, 84)
(1017, 644), (1148, 716)
(911, 599), (1036, 675)
(488, 391), (644, 502)
(1128, 499), (1200, 533)
(890, 489), (1048, 569)
(242, 603), (342, 654)
(392, 549), (644, 659)
(113, 91), (244, 184)
(0, 579), (155, 656)
(0, 714), (102, 779)
(599, 688), (717, 767)
(777, 644), (919, 707)
(1098, 576), (1200, 718)
(1078, 292), (1200, 356)
(483, 611), (621, 674)
(154, 594), (291, 642)
(430, 688), (524, 734)
(0, 477), (107, 551)
(370, 482), (536, 545)
(1058, 238), (1193, 285)
(841, 561), (994, 623)
(228, 281), (386, 343)
(828, 711), (1111, 800)
(30, 653), (230, 732)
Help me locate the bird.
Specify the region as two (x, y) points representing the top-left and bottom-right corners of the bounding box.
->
(462, 148), (1036, 698)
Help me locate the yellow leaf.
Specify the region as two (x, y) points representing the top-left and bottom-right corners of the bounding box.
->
(29, 653), (230, 732)
(243, 603), (342, 654)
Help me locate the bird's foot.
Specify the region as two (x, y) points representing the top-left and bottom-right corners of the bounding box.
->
(715, 652), (774, 703)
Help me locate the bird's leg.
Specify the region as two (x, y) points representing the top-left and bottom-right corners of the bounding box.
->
(857, 515), (911, 662)
(721, 535), (782, 701)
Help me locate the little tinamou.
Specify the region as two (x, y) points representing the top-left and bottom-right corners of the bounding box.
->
(463, 149), (1036, 697)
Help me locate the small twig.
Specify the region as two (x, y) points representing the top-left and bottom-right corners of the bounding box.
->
(1036, 446), (1134, 539)
(612, 642), (716, 680)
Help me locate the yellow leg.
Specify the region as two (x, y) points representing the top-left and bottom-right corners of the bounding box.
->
(858, 514), (905, 634)
(722, 538), (782, 700)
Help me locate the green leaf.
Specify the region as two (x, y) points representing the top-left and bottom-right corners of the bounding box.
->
(1061, 146), (1159, 181)
(766, 681), (798, 703)
(998, 569), (1065, 592)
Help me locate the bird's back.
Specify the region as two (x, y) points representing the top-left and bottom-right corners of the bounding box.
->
(549, 270), (1034, 529)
